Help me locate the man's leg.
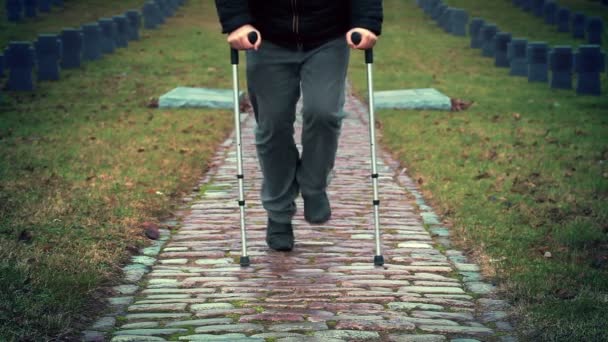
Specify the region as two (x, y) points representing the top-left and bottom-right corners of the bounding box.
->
(246, 42), (301, 224)
(298, 38), (350, 222)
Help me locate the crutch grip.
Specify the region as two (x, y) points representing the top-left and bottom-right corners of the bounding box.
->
(230, 31), (259, 65)
(350, 32), (374, 64)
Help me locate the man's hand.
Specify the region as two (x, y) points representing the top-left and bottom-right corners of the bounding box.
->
(346, 28), (378, 50)
(228, 24), (262, 50)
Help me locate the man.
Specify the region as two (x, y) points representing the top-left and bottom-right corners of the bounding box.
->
(215, 0), (383, 252)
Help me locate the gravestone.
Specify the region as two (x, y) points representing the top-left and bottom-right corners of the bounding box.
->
(99, 18), (117, 54)
(51, 0), (62, 6)
(155, 0), (170, 18)
(60, 28), (83, 69)
(6, 0), (24, 22)
(126, 10), (141, 41)
(425, 0), (440, 15)
(572, 12), (586, 39)
(469, 18), (485, 48)
(82, 23), (102, 61)
(112, 15), (129, 48)
(152, 1), (165, 25)
(575, 45), (605, 95)
(450, 9), (468, 36)
(543, 1), (557, 25)
(159, 87), (245, 109)
(532, 0), (545, 17)
(433, 4), (447, 23)
(494, 32), (512, 67)
(0, 54), (4, 78)
(586, 17), (603, 45)
(527, 42), (549, 82)
(24, 0), (37, 18)
(556, 7), (571, 33)
(521, 0), (532, 12)
(508, 38), (529, 76)
(38, 0), (51, 12)
(142, 2), (159, 29)
(480, 24), (499, 57)
(5, 42), (35, 91)
(512, 0), (523, 7)
(431, 2), (447, 21)
(34, 34), (61, 81)
(441, 7), (454, 32)
(549, 46), (573, 89)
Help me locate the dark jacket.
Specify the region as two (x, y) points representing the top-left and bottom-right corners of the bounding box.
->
(215, 0), (383, 50)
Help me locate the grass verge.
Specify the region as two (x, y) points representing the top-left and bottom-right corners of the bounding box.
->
(0, 1), (234, 340)
(348, 1), (608, 340)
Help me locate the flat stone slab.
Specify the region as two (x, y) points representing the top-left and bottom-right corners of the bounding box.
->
(158, 87), (244, 109)
(374, 88), (451, 111)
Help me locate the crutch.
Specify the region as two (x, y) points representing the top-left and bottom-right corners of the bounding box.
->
(352, 32), (384, 266)
(231, 31), (258, 267)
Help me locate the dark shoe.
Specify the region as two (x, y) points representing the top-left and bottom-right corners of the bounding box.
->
(303, 192), (331, 224)
(266, 218), (294, 252)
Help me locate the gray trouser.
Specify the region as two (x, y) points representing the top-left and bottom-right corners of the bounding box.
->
(246, 37), (350, 224)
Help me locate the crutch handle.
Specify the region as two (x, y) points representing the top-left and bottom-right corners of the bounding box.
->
(231, 31), (259, 65)
(350, 32), (374, 64)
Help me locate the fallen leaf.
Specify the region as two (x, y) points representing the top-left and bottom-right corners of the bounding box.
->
(513, 113), (521, 120)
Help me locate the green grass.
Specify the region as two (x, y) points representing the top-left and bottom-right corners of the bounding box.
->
(0, 1), (234, 340)
(348, 1), (608, 340)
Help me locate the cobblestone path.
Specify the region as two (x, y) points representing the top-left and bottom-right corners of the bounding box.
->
(90, 91), (515, 341)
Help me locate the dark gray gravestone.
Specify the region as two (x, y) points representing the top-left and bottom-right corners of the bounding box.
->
(450, 9), (468, 36)
(163, 0), (175, 16)
(527, 42), (549, 82)
(556, 8), (571, 33)
(549, 46), (573, 89)
(99, 18), (117, 54)
(430, 2), (442, 20)
(521, 0), (532, 12)
(433, 4), (447, 22)
(543, 1), (557, 25)
(5, 42), (35, 91)
(112, 15), (129, 48)
(512, 0), (523, 7)
(126, 10), (141, 40)
(495, 32), (512, 67)
(469, 18), (485, 48)
(532, 0), (545, 17)
(6, 0), (24, 22)
(142, 2), (159, 29)
(586, 17), (603, 45)
(152, 1), (165, 25)
(60, 28), (83, 69)
(425, 0), (440, 15)
(38, 0), (51, 12)
(575, 45), (605, 95)
(480, 24), (498, 57)
(24, 0), (37, 18)
(441, 7), (454, 33)
(155, 0), (170, 18)
(51, 0), (62, 6)
(82, 23), (102, 61)
(34, 34), (61, 81)
(572, 12), (587, 39)
(508, 38), (529, 76)
(0, 54), (4, 78)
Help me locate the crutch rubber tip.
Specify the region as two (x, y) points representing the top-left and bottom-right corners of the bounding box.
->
(374, 255), (384, 266)
(239, 256), (251, 267)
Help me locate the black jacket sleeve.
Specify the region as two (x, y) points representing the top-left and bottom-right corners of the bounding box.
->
(351, 0), (383, 35)
(215, 0), (252, 34)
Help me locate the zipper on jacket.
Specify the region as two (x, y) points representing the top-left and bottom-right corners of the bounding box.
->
(291, 0), (302, 50)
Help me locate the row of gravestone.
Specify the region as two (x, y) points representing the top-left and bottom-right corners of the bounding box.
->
(0, 0), (185, 98)
(5, 0), (64, 22)
(417, 0), (606, 96)
(510, 0), (605, 45)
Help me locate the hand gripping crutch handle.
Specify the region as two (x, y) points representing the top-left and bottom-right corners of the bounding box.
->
(350, 32), (374, 64)
(230, 30), (258, 267)
(351, 31), (384, 266)
(231, 31), (259, 64)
